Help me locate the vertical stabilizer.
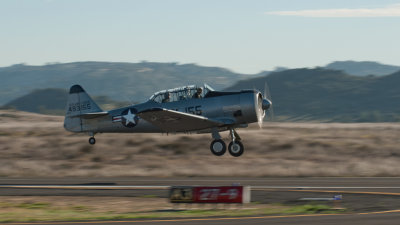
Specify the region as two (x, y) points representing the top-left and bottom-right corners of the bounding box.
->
(64, 85), (102, 132)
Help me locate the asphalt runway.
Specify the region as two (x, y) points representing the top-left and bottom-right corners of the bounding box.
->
(2, 177), (400, 189)
(1, 177), (400, 225)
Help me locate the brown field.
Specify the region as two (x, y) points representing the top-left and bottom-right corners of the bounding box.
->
(1, 109), (400, 177)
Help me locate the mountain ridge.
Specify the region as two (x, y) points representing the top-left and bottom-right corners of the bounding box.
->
(2, 60), (399, 105)
(325, 60), (400, 76)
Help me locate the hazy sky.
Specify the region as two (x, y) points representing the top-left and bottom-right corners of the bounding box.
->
(1, 0), (400, 73)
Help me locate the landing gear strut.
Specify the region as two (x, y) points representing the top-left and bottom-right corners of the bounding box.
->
(228, 128), (244, 157)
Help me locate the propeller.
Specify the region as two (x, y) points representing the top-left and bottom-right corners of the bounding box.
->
(264, 82), (274, 121)
(256, 81), (273, 128)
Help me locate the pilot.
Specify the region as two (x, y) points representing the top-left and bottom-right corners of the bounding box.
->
(162, 92), (171, 103)
(192, 87), (203, 99)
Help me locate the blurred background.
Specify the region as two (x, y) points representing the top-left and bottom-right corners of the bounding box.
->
(1, 1), (400, 222)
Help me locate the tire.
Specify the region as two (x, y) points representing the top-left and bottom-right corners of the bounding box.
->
(210, 139), (226, 156)
(228, 141), (244, 157)
(89, 137), (96, 145)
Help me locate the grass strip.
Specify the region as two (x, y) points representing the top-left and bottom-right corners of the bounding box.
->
(0, 202), (345, 223)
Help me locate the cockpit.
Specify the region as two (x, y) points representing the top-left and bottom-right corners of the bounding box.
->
(149, 84), (215, 103)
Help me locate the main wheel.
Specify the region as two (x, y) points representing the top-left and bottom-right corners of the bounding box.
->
(228, 141), (244, 157)
(89, 137), (96, 145)
(210, 139), (226, 156)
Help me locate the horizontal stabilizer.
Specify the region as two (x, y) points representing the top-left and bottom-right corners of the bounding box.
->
(71, 111), (109, 119)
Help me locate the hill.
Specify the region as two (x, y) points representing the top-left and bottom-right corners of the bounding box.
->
(0, 62), (251, 105)
(2, 61), (400, 122)
(3, 89), (128, 115)
(325, 61), (400, 76)
(226, 68), (400, 122)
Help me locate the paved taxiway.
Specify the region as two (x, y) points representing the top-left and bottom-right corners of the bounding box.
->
(1, 177), (400, 225)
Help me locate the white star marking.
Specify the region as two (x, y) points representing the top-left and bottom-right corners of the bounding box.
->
(123, 110), (136, 126)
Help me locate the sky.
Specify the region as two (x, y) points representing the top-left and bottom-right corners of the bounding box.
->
(1, 0), (400, 74)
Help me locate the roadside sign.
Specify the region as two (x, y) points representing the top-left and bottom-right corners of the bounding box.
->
(169, 186), (250, 204)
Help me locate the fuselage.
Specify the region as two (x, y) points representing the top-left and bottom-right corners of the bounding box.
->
(71, 90), (262, 134)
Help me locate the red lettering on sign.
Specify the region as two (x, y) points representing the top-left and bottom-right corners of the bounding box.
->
(193, 186), (243, 203)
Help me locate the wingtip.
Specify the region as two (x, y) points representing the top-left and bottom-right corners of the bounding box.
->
(69, 85), (85, 94)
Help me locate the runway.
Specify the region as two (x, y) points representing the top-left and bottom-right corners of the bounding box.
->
(1, 177), (400, 224)
(2, 177), (400, 189)
(2, 177), (400, 195)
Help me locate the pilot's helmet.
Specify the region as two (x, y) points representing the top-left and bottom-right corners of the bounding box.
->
(164, 92), (170, 98)
(197, 87), (203, 93)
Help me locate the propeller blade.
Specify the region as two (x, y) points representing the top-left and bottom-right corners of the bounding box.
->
(257, 94), (264, 129)
(264, 81), (275, 121)
(264, 82), (267, 101)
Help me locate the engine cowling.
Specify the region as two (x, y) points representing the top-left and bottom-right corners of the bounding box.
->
(237, 91), (269, 124)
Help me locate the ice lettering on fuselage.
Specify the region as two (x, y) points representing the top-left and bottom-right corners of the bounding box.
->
(185, 105), (202, 115)
(172, 105), (202, 115)
(68, 101), (91, 112)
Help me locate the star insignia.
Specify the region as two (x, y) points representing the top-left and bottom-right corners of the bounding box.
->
(123, 109), (136, 126)
(121, 108), (139, 128)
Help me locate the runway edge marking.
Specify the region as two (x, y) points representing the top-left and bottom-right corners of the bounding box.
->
(286, 189), (400, 196)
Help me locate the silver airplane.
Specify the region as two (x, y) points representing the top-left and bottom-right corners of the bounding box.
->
(64, 84), (271, 157)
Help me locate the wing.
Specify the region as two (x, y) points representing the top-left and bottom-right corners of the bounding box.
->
(138, 108), (230, 132)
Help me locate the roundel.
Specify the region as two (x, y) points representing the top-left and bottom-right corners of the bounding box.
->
(121, 108), (139, 128)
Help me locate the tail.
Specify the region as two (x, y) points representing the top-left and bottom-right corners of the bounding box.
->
(64, 85), (103, 132)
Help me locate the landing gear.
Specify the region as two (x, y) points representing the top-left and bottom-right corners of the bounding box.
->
(209, 128), (245, 157)
(210, 128), (226, 156)
(210, 139), (226, 156)
(228, 141), (244, 157)
(89, 137), (96, 145)
(228, 128), (244, 157)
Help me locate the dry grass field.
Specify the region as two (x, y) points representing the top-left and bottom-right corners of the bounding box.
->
(1, 109), (400, 177)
